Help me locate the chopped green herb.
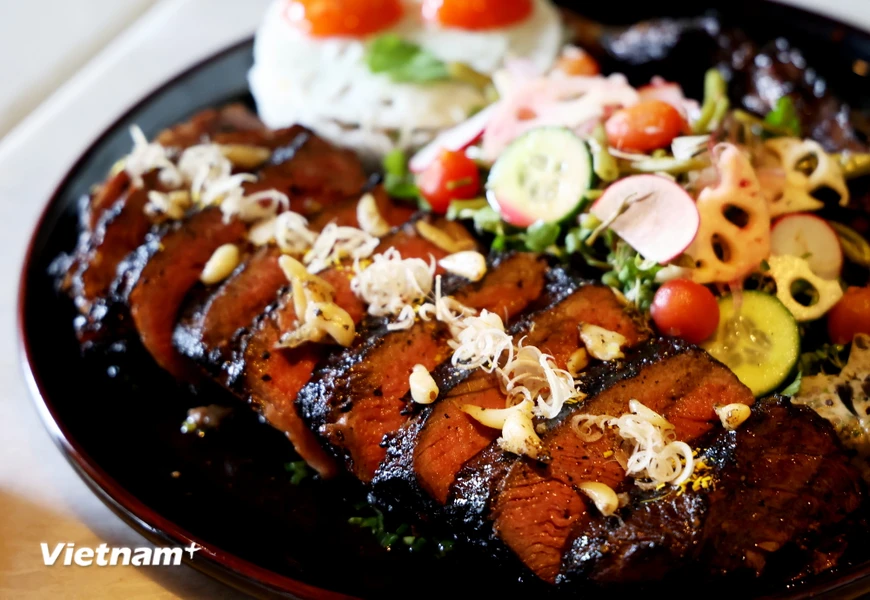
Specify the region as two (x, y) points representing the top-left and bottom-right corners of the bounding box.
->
(799, 343), (849, 376)
(366, 35), (449, 83)
(780, 371), (803, 396)
(693, 69), (730, 134)
(348, 504), (455, 557)
(382, 148), (422, 201)
(284, 460), (312, 485)
(523, 221), (561, 252)
(764, 96), (802, 138)
(602, 241), (663, 311)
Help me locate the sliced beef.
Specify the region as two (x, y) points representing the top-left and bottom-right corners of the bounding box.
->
(172, 188), (414, 374)
(223, 218), (475, 478)
(372, 283), (650, 516)
(447, 338), (755, 583)
(63, 105), (378, 347)
(125, 208), (247, 379)
(298, 252), (548, 484)
(560, 396), (864, 586)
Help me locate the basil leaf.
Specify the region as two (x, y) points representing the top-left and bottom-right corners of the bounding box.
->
(764, 96), (802, 138)
(366, 34), (448, 83)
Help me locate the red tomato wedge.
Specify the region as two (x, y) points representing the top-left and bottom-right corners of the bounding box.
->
(591, 174), (700, 264)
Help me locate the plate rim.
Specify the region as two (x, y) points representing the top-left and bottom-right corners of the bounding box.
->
(14, 6), (870, 599)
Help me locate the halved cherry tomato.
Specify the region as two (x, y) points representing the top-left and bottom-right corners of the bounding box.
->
(555, 48), (600, 76)
(416, 149), (481, 214)
(285, 0), (404, 37)
(650, 279), (720, 344)
(828, 286), (870, 344)
(605, 100), (686, 153)
(422, 0), (533, 30)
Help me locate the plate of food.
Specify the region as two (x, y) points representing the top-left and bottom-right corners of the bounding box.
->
(18, 0), (870, 598)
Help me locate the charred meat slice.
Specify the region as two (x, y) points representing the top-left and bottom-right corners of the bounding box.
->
(227, 219), (474, 477)
(560, 396), (864, 586)
(297, 252), (545, 483)
(372, 283), (649, 516)
(126, 208), (247, 379)
(448, 338), (754, 583)
(172, 189), (413, 373)
(173, 245), (286, 370)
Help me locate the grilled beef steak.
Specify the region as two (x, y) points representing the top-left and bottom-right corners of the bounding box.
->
(560, 396), (864, 585)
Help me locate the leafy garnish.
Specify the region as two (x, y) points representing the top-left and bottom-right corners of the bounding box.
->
(366, 35), (449, 83)
(382, 148), (421, 201)
(523, 221), (561, 252)
(764, 96), (802, 138)
(284, 460), (312, 485)
(799, 343), (849, 376)
(348, 504), (454, 557)
(780, 371), (803, 396)
(601, 240), (663, 311)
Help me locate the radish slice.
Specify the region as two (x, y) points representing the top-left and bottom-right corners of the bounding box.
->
(770, 213), (843, 280)
(591, 174), (700, 264)
(409, 104), (499, 174)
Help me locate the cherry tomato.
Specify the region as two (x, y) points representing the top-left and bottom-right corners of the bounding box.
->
(422, 0), (533, 30)
(285, 0), (403, 37)
(605, 100), (686, 153)
(555, 48), (600, 76)
(650, 279), (720, 344)
(827, 286), (870, 344)
(416, 149), (481, 214)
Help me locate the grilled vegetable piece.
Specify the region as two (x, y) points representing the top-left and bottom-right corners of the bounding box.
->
(446, 338), (754, 583)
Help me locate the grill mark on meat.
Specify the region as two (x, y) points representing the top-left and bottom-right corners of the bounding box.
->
(447, 339), (754, 583)
(126, 208), (248, 379)
(63, 107), (377, 349)
(371, 283), (649, 517)
(560, 396), (864, 586)
(220, 219), (472, 477)
(297, 252), (545, 483)
(172, 188), (412, 375)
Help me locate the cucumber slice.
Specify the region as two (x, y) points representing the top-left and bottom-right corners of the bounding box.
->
(486, 127), (592, 228)
(702, 291), (800, 397)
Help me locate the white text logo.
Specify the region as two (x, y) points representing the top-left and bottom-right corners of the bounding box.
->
(41, 542), (201, 566)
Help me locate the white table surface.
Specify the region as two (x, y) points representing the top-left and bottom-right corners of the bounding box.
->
(1, 1), (869, 597)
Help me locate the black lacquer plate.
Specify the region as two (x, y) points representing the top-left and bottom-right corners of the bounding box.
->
(18, 2), (870, 598)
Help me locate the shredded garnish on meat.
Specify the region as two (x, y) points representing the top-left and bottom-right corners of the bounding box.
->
(351, 248), (435, 326)
(304, 223), (379, 274)
(571, 399), (695, 489)
(499, 342), (583, 419)
(123, 128), (290, 225)
(418, 275), (477, 333)
(449, 311), (514, 372)
(125, 125), (180, 188)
